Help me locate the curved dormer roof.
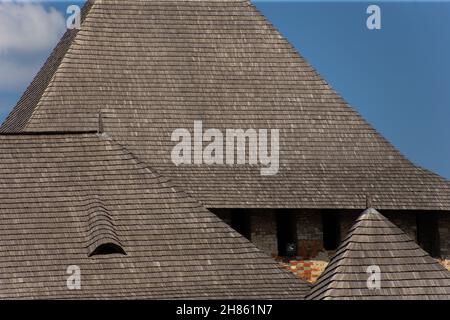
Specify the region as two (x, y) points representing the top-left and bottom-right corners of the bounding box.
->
(0, 132), (309, 299)
(85, 196), (126, 257)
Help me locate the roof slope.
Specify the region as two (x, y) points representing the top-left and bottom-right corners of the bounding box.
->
(2, 0), (450, 210)
(0, 132), (309, 299)
(307, 208), (450, 300)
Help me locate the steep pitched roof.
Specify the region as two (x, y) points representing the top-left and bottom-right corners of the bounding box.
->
(0, 132), (309, 299)
(2, 0), (450, 210)
(307, 208), (450, 300)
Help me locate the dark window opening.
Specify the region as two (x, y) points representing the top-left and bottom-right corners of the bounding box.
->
(417, 212), (440, 258)
(276, 213), (297, 257)
(231, 210), (251, 241)
(89, 243), (126, 257)
(322, 212), (341, 250)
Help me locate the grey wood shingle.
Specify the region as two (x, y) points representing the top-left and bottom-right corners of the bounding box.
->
(2, 0), (449, 210)
(0, 133), (309, 299)
(307, 209), (450, 300)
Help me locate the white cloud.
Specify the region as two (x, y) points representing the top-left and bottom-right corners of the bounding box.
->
(0, 2), (65, 91)
(0, 58), (40, 89)
(0, 2), (65, 53)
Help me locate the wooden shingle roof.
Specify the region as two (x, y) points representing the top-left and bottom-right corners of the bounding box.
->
(307, 208), (450, 300)
(0, 132), (309, 299)
(2, 0), (450, 210)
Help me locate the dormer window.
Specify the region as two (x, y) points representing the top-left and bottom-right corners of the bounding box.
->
(89, 242), (126, 257)
(85, 196), (125, 257)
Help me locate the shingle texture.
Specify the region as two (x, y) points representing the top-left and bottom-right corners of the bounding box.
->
(2, 0), (450, 210)
(307, 208), (450, 300)
(0, 133), (310, 299)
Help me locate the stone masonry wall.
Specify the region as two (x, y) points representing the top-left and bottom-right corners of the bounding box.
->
(439, 213), (450, 259)
(385, 211), (450, 260)
(250, 209), (278, 257)
(296, 210), (324, 259)
(212, 208), (450, 283)
(383, 211), (417, 241)
(214, 209), (450, 259)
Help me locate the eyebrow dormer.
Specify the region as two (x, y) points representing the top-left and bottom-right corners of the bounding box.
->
(88, 242), (126, 257)
(85, 196), (126, 257)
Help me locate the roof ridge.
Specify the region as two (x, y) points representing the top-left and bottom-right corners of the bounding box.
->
(0, 126), (311, 298)
(307, 218), (365, 298)
(1, 0), (449, 209)
(305, 212), (377, 298)
(97, 132), (200, 204)
(98, 132), (309, 282)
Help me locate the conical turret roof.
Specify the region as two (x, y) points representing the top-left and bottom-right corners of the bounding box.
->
(307, 208), (450, 300)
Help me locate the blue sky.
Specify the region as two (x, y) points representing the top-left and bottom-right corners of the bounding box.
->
(0, 1), (449, 179)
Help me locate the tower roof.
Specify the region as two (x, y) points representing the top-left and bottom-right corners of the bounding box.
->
(2, 0), (450, 210)
(0, 132), (309, 299)
(307, 208), (450, 300)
